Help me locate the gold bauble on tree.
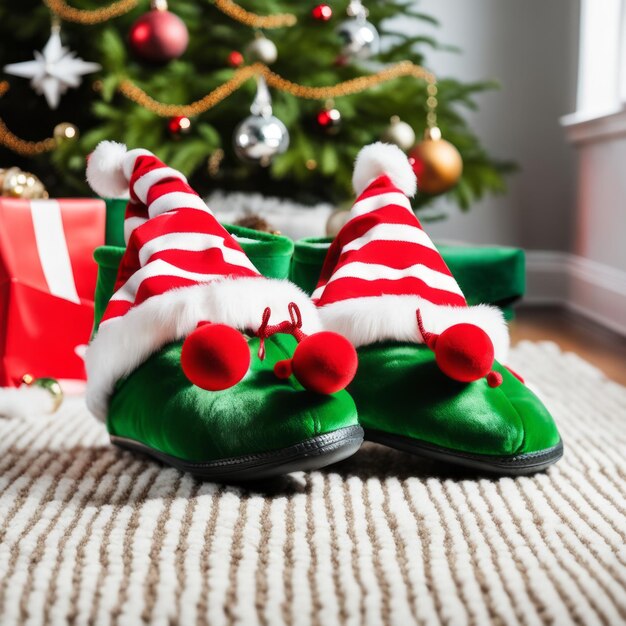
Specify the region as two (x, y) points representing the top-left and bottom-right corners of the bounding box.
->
(0, 167), (48, 199)
(409, 127), (463, 195)
(53, 122), (79, 144)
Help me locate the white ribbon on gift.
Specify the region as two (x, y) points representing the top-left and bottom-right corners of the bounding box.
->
(30, 199), (81, 304)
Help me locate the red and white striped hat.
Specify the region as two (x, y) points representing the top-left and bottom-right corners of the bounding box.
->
(84, 141), (322, 419)
(314, 142), (509, 382)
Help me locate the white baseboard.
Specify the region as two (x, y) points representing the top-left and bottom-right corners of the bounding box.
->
(525, 251), (626, 336)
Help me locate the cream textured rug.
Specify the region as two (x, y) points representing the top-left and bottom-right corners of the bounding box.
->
(0, 341), (625, 626)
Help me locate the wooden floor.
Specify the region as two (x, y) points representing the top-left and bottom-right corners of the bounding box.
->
(510, 306), (626, 386)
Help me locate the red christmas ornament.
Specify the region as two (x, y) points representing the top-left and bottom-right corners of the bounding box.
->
(228, 50), (244, 67)
(316, 107), (341, 134)
(416, 310), (500, 386)
(181, 323), (251, 391)
(168, 115), (191, 135)
(275, 331), (357, 394)
(129, 2), (189, 63)
(312, 3), (333, 21)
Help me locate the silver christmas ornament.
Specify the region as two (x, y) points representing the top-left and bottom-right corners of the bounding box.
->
(337, 0), (379, 60)
(382, 116), (416, 151)
(233, 76), (289, 166)
(245, 34), (278, 64)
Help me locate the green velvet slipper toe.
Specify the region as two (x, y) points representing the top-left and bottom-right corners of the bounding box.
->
(350, 342), (562, 475)
(85, 144), (361, 480)
(291, 142), (563, 476)
(91, 225), (362, 481)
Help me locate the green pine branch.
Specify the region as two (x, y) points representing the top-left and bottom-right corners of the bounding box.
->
(0, 0), (513, 211)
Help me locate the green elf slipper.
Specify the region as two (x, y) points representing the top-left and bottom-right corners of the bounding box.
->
(309, 142), (562, 476)
(84, 141), (361, 481)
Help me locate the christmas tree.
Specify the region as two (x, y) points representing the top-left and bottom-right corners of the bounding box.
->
(0, 0), (511, 210)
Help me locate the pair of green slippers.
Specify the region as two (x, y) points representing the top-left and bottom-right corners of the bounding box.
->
(92, 227), (562, 481)
(85, 141), (562, 482)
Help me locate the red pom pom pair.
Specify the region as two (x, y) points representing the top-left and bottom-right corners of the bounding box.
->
(416, 310), (503, 388)
(181, 304), (357, 395)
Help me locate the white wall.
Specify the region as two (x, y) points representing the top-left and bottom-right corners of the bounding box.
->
(402, 0), (580, 252)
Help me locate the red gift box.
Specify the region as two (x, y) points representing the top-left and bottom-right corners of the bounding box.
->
(0, 198), (105, 387)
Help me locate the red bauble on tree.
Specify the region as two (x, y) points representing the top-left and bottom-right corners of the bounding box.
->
(168, 115), (191, 135)
(316, 104), (341, 134)
(228, 50), (244, 67)
(312, 4), (333, 21)
(129, 0), (189, 63)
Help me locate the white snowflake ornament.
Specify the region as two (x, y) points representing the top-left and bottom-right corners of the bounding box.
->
(4, 25), (101, 109)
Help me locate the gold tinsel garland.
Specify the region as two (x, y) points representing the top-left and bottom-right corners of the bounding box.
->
(43, 0), (297, 27)
(114, 61), (437, 117)
(1, 61), (438, 155)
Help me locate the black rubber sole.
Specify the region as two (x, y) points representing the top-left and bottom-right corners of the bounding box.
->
(111, 425), (364, 481)
(365, 429), (564, 476)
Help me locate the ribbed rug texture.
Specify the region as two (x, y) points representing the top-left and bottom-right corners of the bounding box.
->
(0, 341), (625, 626)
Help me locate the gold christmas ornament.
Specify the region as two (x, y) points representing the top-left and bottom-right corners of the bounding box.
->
(53, 122), (79, 143)
(0, 167), (48, 199)
(21, 374), (64, 413)
(409, 127), (463, 195)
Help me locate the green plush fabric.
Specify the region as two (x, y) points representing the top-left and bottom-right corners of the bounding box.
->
(292, 237), (560, 458)
(104, 198), (127, 247)
(291, 237), (526, 318)
(108, 334), (358, 462)
(93, 224), (358, 463)
(352, 342), (560, 456)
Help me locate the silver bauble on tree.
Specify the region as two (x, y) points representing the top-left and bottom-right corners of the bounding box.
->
(382, 116), (416, 151)
(233, 76), (289, 167)
(245, 33), (278, 64)
(336, 0), (379, 60)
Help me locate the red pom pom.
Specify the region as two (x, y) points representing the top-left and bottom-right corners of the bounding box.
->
(291, 332), (357, 394)
(181, 323), (250, 391)
(487, 371), (503, 388)
(434, 323), (494, 383)
(274, 359), (293, 380)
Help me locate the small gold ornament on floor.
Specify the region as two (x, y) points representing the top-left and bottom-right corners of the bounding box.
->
(22, 374), (64, 413)
(0, 167), (48, 199)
